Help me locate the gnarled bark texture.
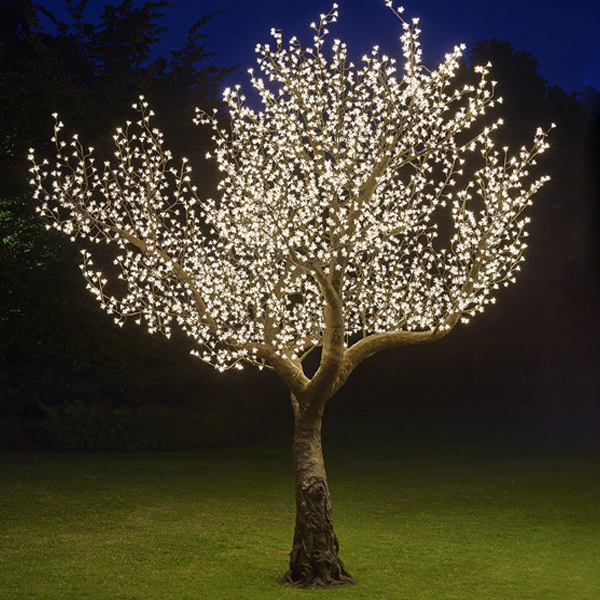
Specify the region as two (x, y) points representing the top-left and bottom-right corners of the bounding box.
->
(279, 401), (355, 588)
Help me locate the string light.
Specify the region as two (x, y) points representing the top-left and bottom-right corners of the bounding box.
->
(29, 5), (552, 378)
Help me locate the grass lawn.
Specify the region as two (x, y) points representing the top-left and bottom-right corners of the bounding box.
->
(1, 410), (599, 599)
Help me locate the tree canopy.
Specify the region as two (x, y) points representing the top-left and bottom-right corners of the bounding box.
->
(31, 5), (552, 380)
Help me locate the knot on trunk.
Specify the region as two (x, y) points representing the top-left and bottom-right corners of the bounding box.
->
(302, 477), (333, 528)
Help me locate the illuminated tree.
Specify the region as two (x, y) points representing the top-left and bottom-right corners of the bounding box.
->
(30, 3), (552, 589)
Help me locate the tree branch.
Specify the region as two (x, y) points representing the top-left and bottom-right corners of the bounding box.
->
(336, 311), (461, 393)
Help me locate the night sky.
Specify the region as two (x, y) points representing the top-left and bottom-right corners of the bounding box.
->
(40, 0), (600, 94)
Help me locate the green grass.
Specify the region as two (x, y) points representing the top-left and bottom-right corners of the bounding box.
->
(1, 413), (599, 599)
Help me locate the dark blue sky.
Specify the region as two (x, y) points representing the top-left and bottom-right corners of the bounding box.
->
(40, 0), (600, 93)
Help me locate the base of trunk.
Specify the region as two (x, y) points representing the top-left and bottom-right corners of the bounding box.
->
(278, 549), (356, 589)
(278, 477), (356, 589)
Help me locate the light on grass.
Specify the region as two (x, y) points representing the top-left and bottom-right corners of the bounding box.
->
(29, 2), (552, 589)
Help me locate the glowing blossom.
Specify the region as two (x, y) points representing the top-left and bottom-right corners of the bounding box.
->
(29, 5), (553, 378)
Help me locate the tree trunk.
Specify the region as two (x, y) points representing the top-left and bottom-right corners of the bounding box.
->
(279, 400), (356, 588)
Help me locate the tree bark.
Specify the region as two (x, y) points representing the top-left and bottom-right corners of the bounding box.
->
(279, 398), (356, 588)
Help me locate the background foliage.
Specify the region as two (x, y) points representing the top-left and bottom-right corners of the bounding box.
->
(1, 0), (598, 451)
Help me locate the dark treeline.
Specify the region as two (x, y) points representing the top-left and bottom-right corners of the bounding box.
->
(0, 0), (284, 450)
(1, 0), (599, 450)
